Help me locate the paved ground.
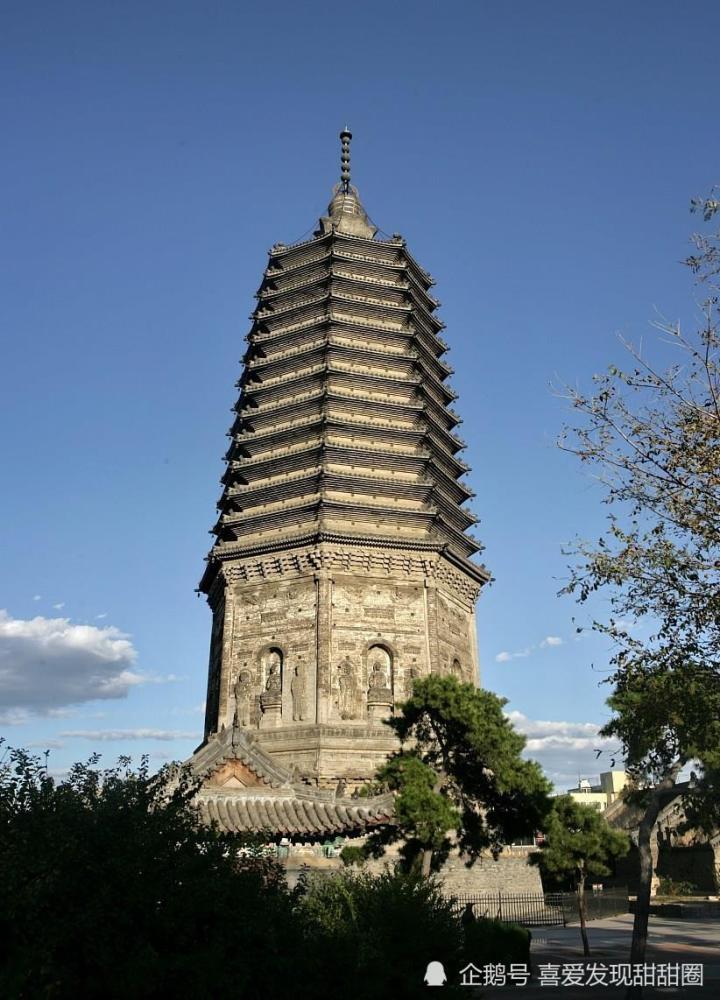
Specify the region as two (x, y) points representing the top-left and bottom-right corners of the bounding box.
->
(474, 914), (719, 998)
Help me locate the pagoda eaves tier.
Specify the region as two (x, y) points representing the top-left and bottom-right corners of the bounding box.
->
(197, 173), (490, 790)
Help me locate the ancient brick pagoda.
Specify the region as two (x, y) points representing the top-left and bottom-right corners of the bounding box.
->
(190, 131), (490, 837)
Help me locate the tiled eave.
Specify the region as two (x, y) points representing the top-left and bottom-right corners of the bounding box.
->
(251, 310), (447, 360)
(197, 790), (394, 836)
(188, 726), (396, 838)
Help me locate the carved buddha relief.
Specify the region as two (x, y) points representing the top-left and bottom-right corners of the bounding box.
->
(290, 664), (306, 722)
(366, 645), (393, 701)
(233, 669), (253, 728)
(366, 645), (393, 722)
(260, 648), (283, 714)
(337, 656), (361, 720)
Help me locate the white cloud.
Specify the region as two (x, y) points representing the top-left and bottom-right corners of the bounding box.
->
(52, 602), (65, 610)
(506, 710), (621, 791)
(32, 595), (42, 601)
(27, 739), (65, 750)
(0, 610), (144, 716)
(506, 711), (600, 741)
(495, 634), (566, 662)
(60, 729), (199, 742)
(95, 613), (108, 620)
(0, 708), (33, 725)
(495, 648), (531, 663)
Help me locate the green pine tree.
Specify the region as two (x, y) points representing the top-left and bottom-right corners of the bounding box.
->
(530, 796), (628, 955)
(365, 675), (552, 876)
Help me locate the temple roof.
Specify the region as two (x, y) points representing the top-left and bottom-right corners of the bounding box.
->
(189, 725), (395, 837)
(197, 790), (394, 837)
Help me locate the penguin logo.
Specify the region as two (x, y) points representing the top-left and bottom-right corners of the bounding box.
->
(424, 961), (447, 986)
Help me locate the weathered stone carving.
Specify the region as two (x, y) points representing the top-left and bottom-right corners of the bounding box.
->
(337, 657), (361, 720)
(233, 669), (253, 728)
(368, 660), (390, 693)
(224, 549), (487, 607)
(367, 649), (393, 723)
(260, 651), (283, 728)
(290, 665), (306, 722)
(262, 662), (282, 704)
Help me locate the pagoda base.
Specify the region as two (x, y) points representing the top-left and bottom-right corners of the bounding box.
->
(254, 722), (399, 789)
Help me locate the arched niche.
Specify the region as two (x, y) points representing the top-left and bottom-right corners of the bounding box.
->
(366, 644), (394, 697)
(258, 645), (285, 727)
(263, 646), (284, 690)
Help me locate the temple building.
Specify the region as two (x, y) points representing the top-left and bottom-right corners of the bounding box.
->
(188, 131), (493, 844)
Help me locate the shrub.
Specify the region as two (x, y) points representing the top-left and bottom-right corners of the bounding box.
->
(297, 868), (464, 999)
(1, 747), (476, 999)
(656, 877), (699, 897)
(0, 747), (305, 1000)
(462, 916), (532, 969)
(339, 844), (368, 867)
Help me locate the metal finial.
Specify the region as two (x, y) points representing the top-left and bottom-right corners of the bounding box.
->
(339, 127), (352, 194)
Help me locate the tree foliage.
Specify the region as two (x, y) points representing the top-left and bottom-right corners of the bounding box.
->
(559, 194), (720, 794)
(530, 796), (628, 954)
(559, 191), (720, 991)
(531, 796), (629, 885)
(0, 743), (301, 999)
(0, 743), (484, 999)
(366, 676), (552, 874)
(298, 868), (464, 999)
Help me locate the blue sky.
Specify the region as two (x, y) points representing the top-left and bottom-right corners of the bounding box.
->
(2, 1), (718, 787)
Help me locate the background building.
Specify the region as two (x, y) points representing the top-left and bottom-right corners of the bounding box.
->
(564, 771), (629, 812)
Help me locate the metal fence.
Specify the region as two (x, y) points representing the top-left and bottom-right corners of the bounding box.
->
(563, 887), (630, 924)
(452, 888), (629, 928)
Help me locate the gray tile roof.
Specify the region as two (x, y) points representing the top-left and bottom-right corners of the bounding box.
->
(188, 725), (395, 836)
(197, 789), (394, 836)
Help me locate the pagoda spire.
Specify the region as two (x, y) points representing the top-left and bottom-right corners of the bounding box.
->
(340, 127), (352, 193)
(319, 128), (376, 239)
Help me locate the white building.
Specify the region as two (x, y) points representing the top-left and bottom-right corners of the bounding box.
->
(563, 771), (628, 812)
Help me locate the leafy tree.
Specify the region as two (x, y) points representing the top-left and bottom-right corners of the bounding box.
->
(559, 192), (720, 994)
(0, 743), (304, 1000)
(1, 743), (476, 1000)
(365, 676), (552, 876)
(530, 796), (628, 956)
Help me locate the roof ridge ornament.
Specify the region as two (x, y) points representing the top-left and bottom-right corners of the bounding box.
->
(340, 126), (352, 194)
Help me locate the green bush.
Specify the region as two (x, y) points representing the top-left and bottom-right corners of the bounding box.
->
(0, 748), (307, 1000)
(462, 916), (531, 969)
(297, 868), (464, 999)
(1, 747), (474, 999)
(657, 877), (699, 897)
(339, 844), (367, 867)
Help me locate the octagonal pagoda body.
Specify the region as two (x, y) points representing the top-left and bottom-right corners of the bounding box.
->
(198, 154), (489, 788)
